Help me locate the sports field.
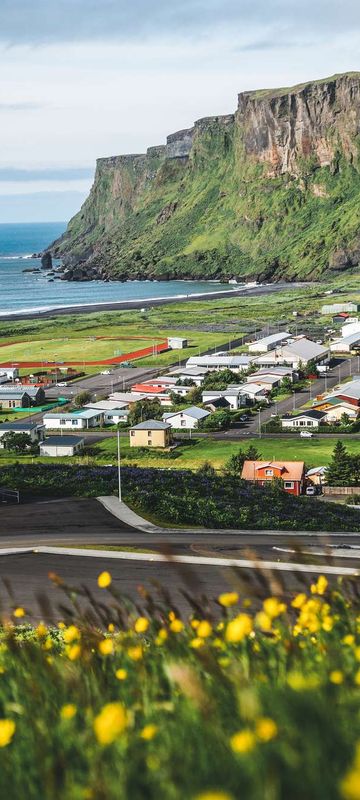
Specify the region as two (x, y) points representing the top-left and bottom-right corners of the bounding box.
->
(0, 335), (163, 366)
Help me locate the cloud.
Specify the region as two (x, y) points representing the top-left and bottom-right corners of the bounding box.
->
(0, 0), (359, 45)
(0, 167), (94, 182)
(0, 102), (47, 110)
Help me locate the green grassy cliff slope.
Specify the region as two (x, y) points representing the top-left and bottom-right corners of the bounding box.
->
(49, 72), (360, 282)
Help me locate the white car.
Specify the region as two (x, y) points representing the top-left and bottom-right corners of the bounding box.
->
(101, 370), (111, 375)
(300, 430), (313, 438)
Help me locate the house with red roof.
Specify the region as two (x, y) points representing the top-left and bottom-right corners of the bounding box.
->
(241, 460), (305, 496)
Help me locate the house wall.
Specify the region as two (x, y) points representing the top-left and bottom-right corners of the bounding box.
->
(0, 395), (29, 409)
(281, 417), (321, 429)
(129, 429), (170, 447)
(165, 413), (201, 429)
(40, 443), (83, 457)
(254, 466), (303, 496)
(323, 405), (358, 422)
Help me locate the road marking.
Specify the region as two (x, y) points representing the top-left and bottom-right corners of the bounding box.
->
(25, 546), (359, 576)
(273, 546), (360, 559)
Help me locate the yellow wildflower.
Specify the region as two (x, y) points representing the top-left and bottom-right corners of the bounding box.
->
(98, 639), (114, 656)
(225, 614), (252, 643)
(255, 611), (273, 633)
(36, 622), (47, 638)
(115, 668), (128, 681)
(0, 720), (15, 747)
(60, 704), (77, 720)
(194, 792), (234, 800)
(341, 769), (360, 800)
(66, 644), (81, 661)
(190, 638), (205, 649)
(13, 607), (25, 619)
(256, 717), (278, 742)
(230, 729), (256, 754)
(343, 635), (355, 646)
(218, 592), (239, 608)
(263, 598), (286, 619)
(108, 623), (115, 633)
(97, 571), (112, 588)
(194, 793), (234, 800)
(322, 616), (334, 632)
(169, 619), (184, 633)
(155, 628), (168, 646)
(140, 724), (158, 741)
(191, 619), (200, 629)
(311, 575), (328, 596)
(127, 646), (143, 661)
(63, 625), (80, 644)
(93, 702), (127, 746)
(134, 617), (149, 634)
(330, 670), (343, 685)
(197, 621), (212, 639)
(355, 647), (360, 662)
(291, 593), (307, 609)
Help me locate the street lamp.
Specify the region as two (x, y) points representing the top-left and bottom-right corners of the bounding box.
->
(117, 428), (122, 503)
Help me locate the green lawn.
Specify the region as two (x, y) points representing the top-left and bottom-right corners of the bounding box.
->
(90, 435), (360, 471)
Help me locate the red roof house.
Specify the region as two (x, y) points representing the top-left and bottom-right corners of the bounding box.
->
(241, 460), (305, 496)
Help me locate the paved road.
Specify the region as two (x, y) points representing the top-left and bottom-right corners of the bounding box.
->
(0, 498), (358, 620)
(45, 366), (161, 400)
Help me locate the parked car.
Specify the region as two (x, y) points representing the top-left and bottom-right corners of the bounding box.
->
(306, 486), (317, 496)
(300, 430), (313, 438)
(101, 370), (111, 375)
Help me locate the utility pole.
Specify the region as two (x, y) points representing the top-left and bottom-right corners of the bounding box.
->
(117, 428), (122, 503)
(258, 408), (261, 438)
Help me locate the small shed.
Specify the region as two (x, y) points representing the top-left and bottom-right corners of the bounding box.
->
(40, 435), (84, 457)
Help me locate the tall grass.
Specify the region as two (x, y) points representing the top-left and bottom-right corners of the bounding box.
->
(0, 569), (360, 798)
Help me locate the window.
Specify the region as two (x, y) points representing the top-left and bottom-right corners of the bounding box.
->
(72, 420), (77, 426)
(130, 431), (135, 437)
(265, 469), (273, 476)
(60, 419), (66, 426)
(284, 481), (294, 489)
(181, 420), (186, 426)
(147, 431), (152, 437)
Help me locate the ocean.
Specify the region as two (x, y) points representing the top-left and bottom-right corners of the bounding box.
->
(0, 222), (234, 315)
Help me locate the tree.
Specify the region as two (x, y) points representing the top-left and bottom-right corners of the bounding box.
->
(225, 445), (262, 478)
(1, 432), (38, 454)
(201, 369), (239, 391)
(340, 413), (351, 428)
(187, 386), (202, 405)
(326, 441), (352, 487)
(199, 409), (232, 431)
(128, 399), (163, 427)
(74, 390), (92, 407)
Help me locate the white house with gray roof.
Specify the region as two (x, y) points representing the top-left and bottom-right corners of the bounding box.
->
(162, 406), (210, 429)
(186, 355), (251, 371)
(0, 421), (44, 447)
(43, 409), (104, 430)
(248, 331), (290, 353)
(40, 435), (85, 457)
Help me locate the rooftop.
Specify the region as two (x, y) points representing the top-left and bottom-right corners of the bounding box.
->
(130, 419), (171, 430)
(0, 422), (40, 431)
(241, 460), (305, 482)
(40, 436), (84, 446)
(163, 406), (210, 420)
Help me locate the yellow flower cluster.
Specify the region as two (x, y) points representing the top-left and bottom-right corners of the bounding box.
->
(230, 717), (278, 754)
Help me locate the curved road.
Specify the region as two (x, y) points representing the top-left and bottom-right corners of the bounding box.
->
(0, 498), (359, 621)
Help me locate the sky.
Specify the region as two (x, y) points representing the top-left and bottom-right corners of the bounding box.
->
(1, 0), (360, 222)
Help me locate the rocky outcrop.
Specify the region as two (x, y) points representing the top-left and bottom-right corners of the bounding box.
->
(46, 72), (360, 283)
(236, 73), (360, 176)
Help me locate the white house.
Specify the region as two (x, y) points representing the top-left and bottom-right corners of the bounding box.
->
(167, 337), (188, 349)
(167, 367), (208, 386)
(169, 385), (192, 398)
(162, 406), (210, 429)
(85, 400), (129, 425)
(281, 410), (326, 429)
(228, 382), (268, 402)
(43, 409), (104, 430)
(186, 354), (251, 371)
(248, 332), (290, 353)
(40, 435), (85, 457)
(109, 391), (148, 404)
(330, 331), (360, 353)
(341, 319), (360, 338)
(0, 421), (44, 447)
(0, 367), (19, 381)
(251, 337), (329, 369)
(202, 389), (245, 410)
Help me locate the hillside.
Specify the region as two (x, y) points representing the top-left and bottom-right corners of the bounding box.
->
(49, 72), (360, 283)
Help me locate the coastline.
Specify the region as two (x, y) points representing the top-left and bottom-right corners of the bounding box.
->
(0, 281), (310, 322)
